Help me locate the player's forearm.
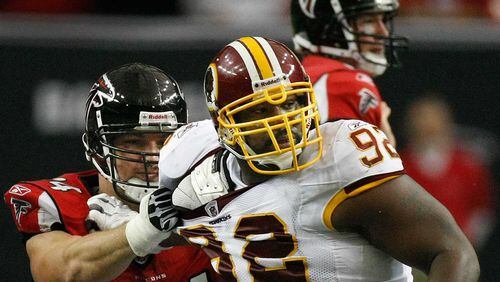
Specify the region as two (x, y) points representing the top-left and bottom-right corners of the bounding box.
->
(28, 226), (135, 282)
(427, 247), (479, 282)
(63, 225), (135, 281)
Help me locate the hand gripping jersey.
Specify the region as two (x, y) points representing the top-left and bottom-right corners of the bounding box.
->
(302, 54), (384, 126)
(4, 170), (218, 282)
(159, 119), (412, 281)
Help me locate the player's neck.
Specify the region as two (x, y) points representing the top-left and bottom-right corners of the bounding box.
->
(97, 174), (139, 211)
(335, 57), (358, 69)
(98, 175), (114, 195)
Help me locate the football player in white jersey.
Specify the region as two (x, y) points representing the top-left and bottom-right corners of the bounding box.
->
(160, 37), (479, 281)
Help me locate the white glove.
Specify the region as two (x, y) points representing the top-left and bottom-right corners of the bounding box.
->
(125, 189), (178, 257)
(87, 194), (138, 231)
(172, 152), (231, 210)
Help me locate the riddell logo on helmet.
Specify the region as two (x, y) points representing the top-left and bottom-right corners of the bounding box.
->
(253, 75), (288, 92)
(260, 77), (281, 87)
(148, 114), (169, 119)
(139, 111), (177, 125)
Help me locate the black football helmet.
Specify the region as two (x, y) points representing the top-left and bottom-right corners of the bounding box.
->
(291, 0), (408, 76)
(82, 63), (187, 203)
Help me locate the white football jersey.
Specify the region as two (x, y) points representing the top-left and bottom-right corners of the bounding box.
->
(160, 119), (412, 281)
(159, 119), (221, 190)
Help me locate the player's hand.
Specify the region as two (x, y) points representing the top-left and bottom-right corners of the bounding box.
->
(172, 152), (231, 211)
(125, 188), (178, 257)
(87, 193), (138, 231)
(380, 101), (397, 148)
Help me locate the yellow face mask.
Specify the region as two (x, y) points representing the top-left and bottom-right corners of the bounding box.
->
(204, 36), (323, 175)
(217, 81), (322, 175)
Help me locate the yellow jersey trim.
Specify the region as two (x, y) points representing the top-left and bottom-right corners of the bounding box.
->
(322, 174), (401, 230)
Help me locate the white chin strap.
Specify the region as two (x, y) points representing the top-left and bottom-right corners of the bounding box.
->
(246, 145), (303, 171)
(357, 51), (388, 77)
(116, 177), (157, 203)
(224, 142), (303, 171)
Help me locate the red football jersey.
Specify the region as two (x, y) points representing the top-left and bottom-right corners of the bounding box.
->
(4, 170), (219, 282)
(402, 147), (494, 245)
(302, 54), (383, 127)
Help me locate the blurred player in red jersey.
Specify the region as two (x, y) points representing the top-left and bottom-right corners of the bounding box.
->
(402, 94), (495, 249)
(4, 63), (219, 281)
(291, 0), (408, 146)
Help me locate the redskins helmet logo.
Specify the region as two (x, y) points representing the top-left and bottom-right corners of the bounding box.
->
(204, 64), (218, 112)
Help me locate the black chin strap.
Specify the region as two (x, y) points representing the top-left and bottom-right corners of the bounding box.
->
(217, 150), (236, 192)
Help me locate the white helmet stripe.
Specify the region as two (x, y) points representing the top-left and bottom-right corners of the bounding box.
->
(299, 0), (318, 18)
(95, 109), (111, 170)
(254, 36), (284, 76)
(330, 0), (357, 51)
(228, 41), (261, 83)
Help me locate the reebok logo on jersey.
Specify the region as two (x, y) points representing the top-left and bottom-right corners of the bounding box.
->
(348, 121), (365, 131)
(8, 185), (31, 196)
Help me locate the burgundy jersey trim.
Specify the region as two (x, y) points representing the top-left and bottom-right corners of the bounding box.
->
(344, 170), (405, 194)
(179, 147), (224, 181)
(181, 185), (254, 220)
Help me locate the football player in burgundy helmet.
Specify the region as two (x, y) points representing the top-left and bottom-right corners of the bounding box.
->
(204, 36), (322, 175)
(163, 37), (479, 281)
(83, 63), (187, 204)
(291, 0), (408, 76)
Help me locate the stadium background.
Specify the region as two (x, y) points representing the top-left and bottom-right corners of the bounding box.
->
(1, 1), (499, 280)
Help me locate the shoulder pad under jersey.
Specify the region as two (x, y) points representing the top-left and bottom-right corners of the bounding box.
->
(4, 170), (97, 237)
(313, 66), (381, 125)
(159, 119), (221, 190)
(328, 120), (403, 190)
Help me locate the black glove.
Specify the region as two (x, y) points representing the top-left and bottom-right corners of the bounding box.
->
(147, 188), (179, 231)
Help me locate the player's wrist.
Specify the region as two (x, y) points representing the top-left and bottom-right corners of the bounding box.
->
(125, 213), (171, 257)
